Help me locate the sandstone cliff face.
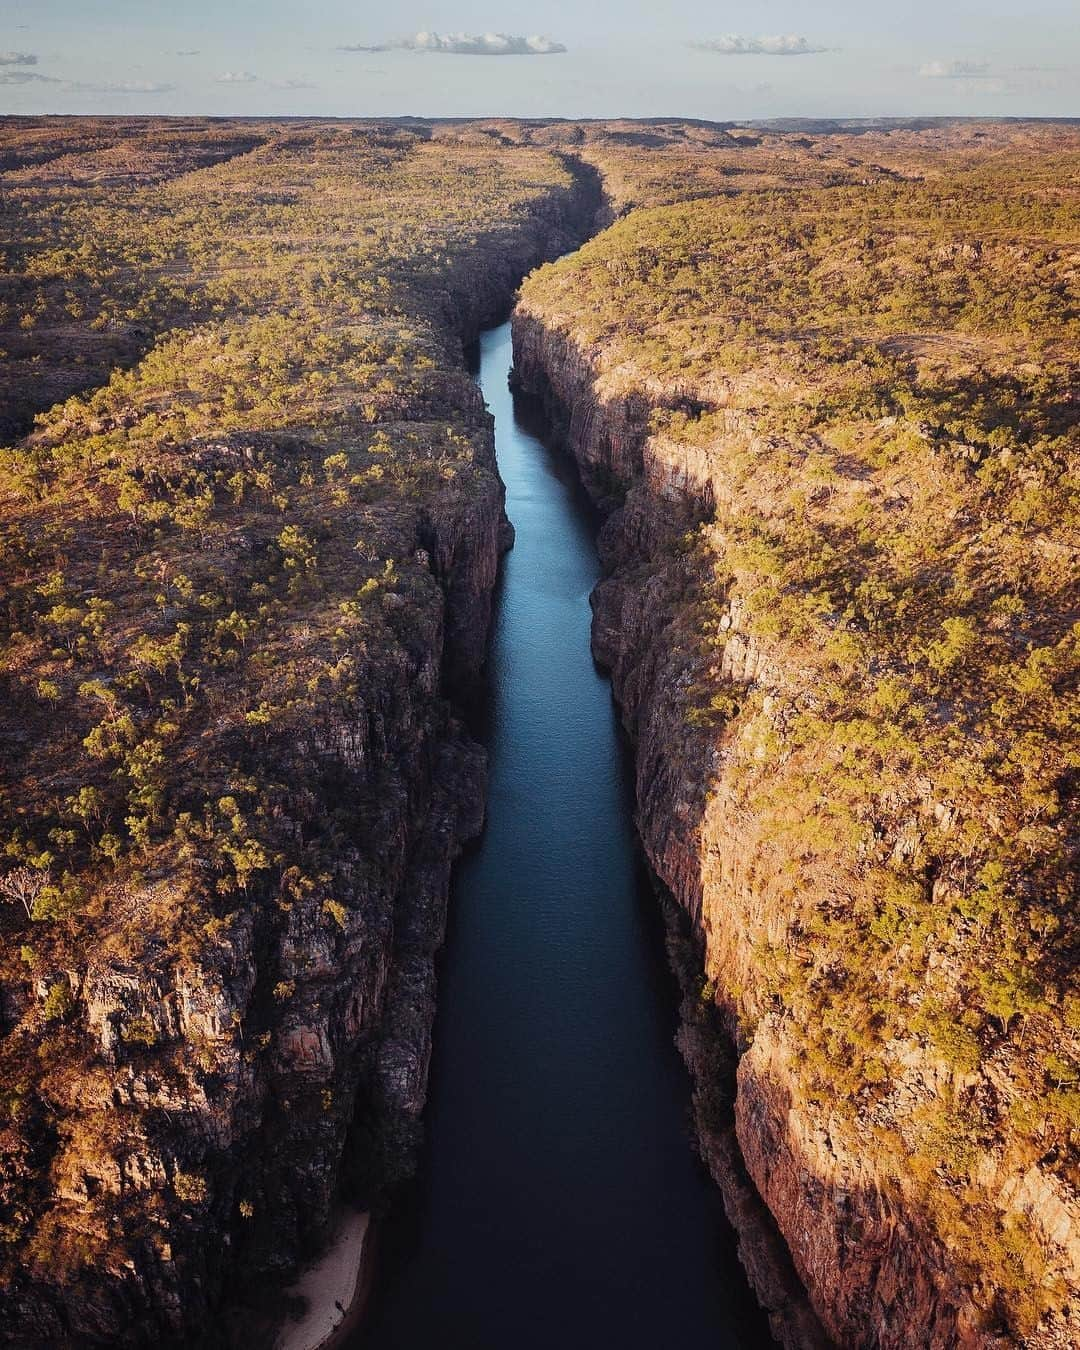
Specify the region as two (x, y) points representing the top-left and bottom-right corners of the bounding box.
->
(511, 310), (1079, 1350)
(0, 153), (603, 1349)
(1, 475), (494, 1350)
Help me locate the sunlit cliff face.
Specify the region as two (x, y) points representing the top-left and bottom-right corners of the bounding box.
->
(512, 118), (1080, 1346)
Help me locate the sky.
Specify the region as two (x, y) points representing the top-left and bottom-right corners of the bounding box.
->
(0, 0), (1077, 120)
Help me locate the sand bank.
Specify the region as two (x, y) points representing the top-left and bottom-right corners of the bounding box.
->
(274, 1209), (372, 1350)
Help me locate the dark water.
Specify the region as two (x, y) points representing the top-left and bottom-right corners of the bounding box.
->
(357, 321), (772, 1349)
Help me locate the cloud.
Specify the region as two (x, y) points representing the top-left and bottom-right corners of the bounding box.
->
(175, 50), (201, 57)
(0, 50), (37, 66)
(340, 31), (566, 56)
(916, 59), (1046, 96)
(919, 58), (991, 79)
(0, 69), (58, 85)
(953, 78), (1008, 95)
(56, 78), (176, 95)
(217, 70), (258, 82)
(274, 78), (316, 89)
(105, 80), (175, 94)
(692, 34), (829, 57)
(0, 69), (175, 94)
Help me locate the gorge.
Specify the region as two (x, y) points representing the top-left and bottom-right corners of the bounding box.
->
(0, 117), (1077, 1350)
(511, 120), (1080, 1348)
(356, 321), (775, 1349)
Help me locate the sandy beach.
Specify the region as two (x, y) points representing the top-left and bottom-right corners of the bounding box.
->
(275, 1209), (372, 1350)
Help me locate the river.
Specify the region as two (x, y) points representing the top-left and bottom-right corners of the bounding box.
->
(355, 319), (772, 1349)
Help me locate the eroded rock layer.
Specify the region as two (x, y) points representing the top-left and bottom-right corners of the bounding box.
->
(0, 122), (600, 1347)
(513, 119), (1080, 1350)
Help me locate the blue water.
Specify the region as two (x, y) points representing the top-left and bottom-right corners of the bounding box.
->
(357, 321), (772, 1349)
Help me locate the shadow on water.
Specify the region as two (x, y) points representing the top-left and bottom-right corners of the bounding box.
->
(354, 322), (775, 1350)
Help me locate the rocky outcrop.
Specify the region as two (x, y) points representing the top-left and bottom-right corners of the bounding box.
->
(0, 152), (604, 1350)
(0, 490), (495, 1350)
(513, 291), (833, 1350)
(510, 308), (1079, 1349)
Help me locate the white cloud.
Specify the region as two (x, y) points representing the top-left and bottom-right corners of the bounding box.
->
(0, 51), (37, 66)
(341, 31), (567, 56)
(274, 78), (316, 89)
(217, 70), (258, 82)
(0, 69), (57, 85)
(953, 78), (1008, 95)
(692, 34), (829, 57)
(56, 77), (176, 95)
(0, 69), (176, 94)
(175, 50), (201, 57)
(916, 59), (1050, 97)
(920, 58), (991, 79)
(106, 80), (175, 94)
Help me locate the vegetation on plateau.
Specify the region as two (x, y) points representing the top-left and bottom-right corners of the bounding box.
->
(520, 120), (1080, 1339)
(0, 116), (580, 1330)
(2, 110), (1078, 1345)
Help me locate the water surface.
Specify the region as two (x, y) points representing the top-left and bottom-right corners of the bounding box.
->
(357, 320), (772, 1349)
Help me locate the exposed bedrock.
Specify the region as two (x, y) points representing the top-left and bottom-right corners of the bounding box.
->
(0, 162), (603, 1350)
(511, 309), (1079, 1350)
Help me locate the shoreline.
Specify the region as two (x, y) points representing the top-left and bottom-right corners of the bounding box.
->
(274, 1209), (374, 1350)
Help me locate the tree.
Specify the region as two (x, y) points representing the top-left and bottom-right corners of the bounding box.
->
(0, 867), (48, 919)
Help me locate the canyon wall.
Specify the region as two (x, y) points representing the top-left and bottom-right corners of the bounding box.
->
(0, 134), (602, 1349)
(512, 314), (833, 1348)
(512, 294), (1079, 1350)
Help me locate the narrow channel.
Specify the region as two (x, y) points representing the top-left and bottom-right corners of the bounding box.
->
(356, 320), (773, 1348)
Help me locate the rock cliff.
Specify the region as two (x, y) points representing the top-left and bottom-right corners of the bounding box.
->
(0, 128), (603, 1348)
(513, 312), (832, 1348)
(513, 250), (1079, 1350)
